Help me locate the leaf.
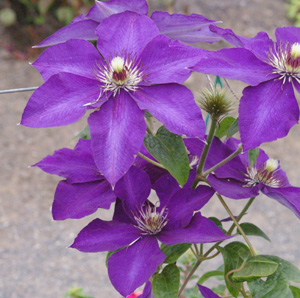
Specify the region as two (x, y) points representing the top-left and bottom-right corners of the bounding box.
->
(152, 264), (180, 298)
(237, 222), (271, 242)
(208, 217), (223, 229)
(290, 286), (300, 298)
(198, 270), (224, 285)
(219, 241), (251, 297)
(74, 125), (91, 140)
(226, 118), (239, 138)
(248, 148), (259, 167)
(161, 243), (191, 264)
(232, 256), (278, 282)
(144, 126), (190, 186)
(215, 116), (236, 139)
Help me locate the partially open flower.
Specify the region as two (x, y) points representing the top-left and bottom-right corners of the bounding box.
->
(196, 86), (233, 120)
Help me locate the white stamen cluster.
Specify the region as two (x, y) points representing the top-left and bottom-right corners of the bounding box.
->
(267, 42), (300, 84)
(244, 159), (282, 188)
(134, 204), (169, 236)
(95, 55), (145, 97)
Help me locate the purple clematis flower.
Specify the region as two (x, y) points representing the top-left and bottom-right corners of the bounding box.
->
(71, 165), (229, 296)
(185, 137), (300, 219)
(34, 0), (221, 48)
(198, 284), (221, 298)
(21, 11), (206, 186)
(192, 26), (300, 150)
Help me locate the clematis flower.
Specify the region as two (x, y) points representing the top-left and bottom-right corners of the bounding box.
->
(185, 137), (300, 218)
(34, 0), (221, 48)
(198, 284), (221, 298)
(191, 26), (300, 150)
(21, 11), (206, 186)
(71, 166), (229, 296)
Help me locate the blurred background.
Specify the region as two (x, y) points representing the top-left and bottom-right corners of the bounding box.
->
(1, 0), (300, 297)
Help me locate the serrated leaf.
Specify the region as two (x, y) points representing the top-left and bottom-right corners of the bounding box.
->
(219, 242), (251, 297)
(290, 285), (300, 298)
(215, 116), (236, 139)
(161, 243), (191, 264)
(248, 148), (259, 167)
(198, 270), (224, 285)
(232, 256), (278, 282)
(237, 222), (271, 242)
(144, 126), (190, 186)
(74, 125), (91, 140)
(152, 264), (180, 298)
(227, 118), (239, 138)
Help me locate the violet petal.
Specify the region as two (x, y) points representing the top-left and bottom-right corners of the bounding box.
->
(275, 27), (300, 45)
(198, 284), (221, 298)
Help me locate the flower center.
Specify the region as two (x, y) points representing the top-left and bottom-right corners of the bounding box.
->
(244, 158), (282, 188)
(267, 42), (300, 84)
(134, 203), (169, 236)
(95, 54), (145, 97)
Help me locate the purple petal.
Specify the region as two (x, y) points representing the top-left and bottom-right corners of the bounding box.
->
(198, 285), (221, 298)
(96, 11), (159, 60)
(87, 0), (148, 22)
(275, 27), (300, 45)
(21, 73), (101, 128)
(151, 11), (221, 44)
(165, 186), (215, 229)
(113, 199), (134, 224)
(158, 213), (229, 245)
(132, 84), (205, 138)
(88, 91), (146, 186)
(208, 175), (260, 199)
(191, 48), (276, 86)
(262, 186), (300, 219)
(239, 80), (299, 150)
(52, 180), (115, 220)
(33, 139), (101, 184)
(71, 218), (140, 252)
(114, 166), (151, 213)
(108, 237), (165, 296)
(139, 35), (207, 85)
(293, 79), (300, 94)
(141, 281), (154, 298)
(33, 39), (102, 81)
(210, 26), (274, 61)
(34, 19), (98, 48)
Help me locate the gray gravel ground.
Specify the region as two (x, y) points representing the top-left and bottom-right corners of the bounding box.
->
(1, 0), (300, 297)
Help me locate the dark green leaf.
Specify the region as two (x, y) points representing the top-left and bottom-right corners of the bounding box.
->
(219, 241), (251, 297)
(215, 116), (236, 139)
(232, 256), (278, 282)
(248, 148), (259, 167)
(227, 118), (239, 138)
(161, 243), (191, 264)
(152, 264), (180, 298)
(74, 125), (91, 140)
(144, 126), (190, 186)
(290, 285), (300, 298)
(237, 222), (271, 242)
(208, 217), (223, 229)
(198, 270), (224, 285)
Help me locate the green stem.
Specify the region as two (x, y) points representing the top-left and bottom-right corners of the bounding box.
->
(192, 118), (218, 188)
(202, 144), (243, 177)
(137, 152), (166, 169)
(216, 194), (256, 256)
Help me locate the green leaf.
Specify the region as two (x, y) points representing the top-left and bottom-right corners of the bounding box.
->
(290, 286), (300, 298)
(248, 148), (259, 167)
(232, 256), (278, 282)
(74, 125), (91, 140)
(198, 270), (224, 285)
(144, 126), (190, 186)
(161, 243), (191, 264)
(219, 241), (251, 297)
(208, 217), (223, 229)
(215, 116), (236, 139)
(227, 118), (239, 138)
(152, 264), (180, 298)
(237, 222), (271, 242)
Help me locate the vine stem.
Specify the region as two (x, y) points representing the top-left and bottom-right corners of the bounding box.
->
(0, 87), (38, 94)
(216, 194), (256, 257)
(137, 153), (166, 169)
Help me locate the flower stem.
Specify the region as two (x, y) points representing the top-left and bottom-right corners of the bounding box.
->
(216, 194), (256, 256)
(192, 118), (218, 188)
(202, 144), (243, 177)
(137, 152), (166, 169)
